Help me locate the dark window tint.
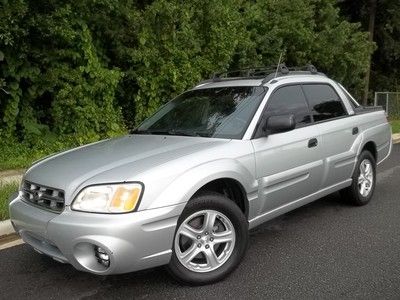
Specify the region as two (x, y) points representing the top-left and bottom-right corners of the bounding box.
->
(302, 84), (347, 122)
(265, 85), (311, 127)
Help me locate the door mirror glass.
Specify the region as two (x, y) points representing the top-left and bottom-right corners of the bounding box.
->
(264, 114), (296, 134)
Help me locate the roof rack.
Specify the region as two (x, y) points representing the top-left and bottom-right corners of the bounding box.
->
(197, 63), (325, 86)
(261, 64), (321, 84)
(212, 66), (279, 81)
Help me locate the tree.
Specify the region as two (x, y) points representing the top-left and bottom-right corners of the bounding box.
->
(0, 0), (124, 143)
(242, 0), (373, 99)
(363, 0), (377, 105)
(0, 0), (374, 145)
(339, 0), (400, 100)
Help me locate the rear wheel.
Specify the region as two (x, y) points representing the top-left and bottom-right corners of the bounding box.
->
(340, 150), (376, 206)
(167, 193), (248, 285)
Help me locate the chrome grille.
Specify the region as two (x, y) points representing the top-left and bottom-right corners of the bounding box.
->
(21, 181), (65, 213)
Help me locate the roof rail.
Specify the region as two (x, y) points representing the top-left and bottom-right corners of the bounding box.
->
(196, 63), (325, 87)
(212, 65), (279, 82)
(261, 63), (322, 84)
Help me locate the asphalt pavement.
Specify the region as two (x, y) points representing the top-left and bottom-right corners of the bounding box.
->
(1, 145), (400, 300)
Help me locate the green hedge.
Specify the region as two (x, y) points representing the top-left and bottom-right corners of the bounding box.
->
(0, 0), (373, 146)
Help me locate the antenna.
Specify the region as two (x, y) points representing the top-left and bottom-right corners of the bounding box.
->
(274, 52), (283, 78)
(0, 88), (10, 95)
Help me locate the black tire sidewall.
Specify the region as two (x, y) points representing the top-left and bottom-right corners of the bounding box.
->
(167, 193), (248, 285)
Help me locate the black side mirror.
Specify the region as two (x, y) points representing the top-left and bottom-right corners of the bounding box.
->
(264, 114), (296, 134)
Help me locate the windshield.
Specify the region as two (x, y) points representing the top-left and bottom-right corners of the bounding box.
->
(135, 86), (267, 139)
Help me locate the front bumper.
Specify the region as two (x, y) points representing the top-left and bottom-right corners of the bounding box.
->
(9, 197), (185, 275)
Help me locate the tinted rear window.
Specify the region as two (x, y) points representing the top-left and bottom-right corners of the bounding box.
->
(302, 84), (347, 122)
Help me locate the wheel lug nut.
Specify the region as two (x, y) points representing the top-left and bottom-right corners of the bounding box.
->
(210, 237), (214, 242)
(197, 243), (201, 248)
(205, 245), (210, 249)
(205, 232), (209, 235)
(197, 235), (201, 239)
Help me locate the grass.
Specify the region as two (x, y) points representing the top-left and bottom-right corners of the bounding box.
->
(390, 120), (400, 134)
(0, 133), (122, 171)
(0, 181), (19, 221)
(0, 136), (85, 171)
(0, 141), (66, 171)
(0, 150), (44, 171)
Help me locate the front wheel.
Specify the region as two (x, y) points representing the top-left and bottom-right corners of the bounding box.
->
(340, 150), (376, 206)
(167, 193), (248, 285)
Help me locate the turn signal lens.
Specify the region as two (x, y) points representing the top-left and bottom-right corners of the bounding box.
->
(109, 186), (141, 212)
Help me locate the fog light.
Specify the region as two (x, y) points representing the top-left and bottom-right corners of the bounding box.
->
(94, 246), (110, 268)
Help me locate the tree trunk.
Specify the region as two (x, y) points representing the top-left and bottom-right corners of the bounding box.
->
(363, 0), (377, 105)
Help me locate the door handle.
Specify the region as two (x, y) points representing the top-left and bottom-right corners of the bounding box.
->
(352, 127), (359, 135)
(308, 138), (318, 148)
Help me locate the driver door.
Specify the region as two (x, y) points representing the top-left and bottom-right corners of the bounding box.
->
(251, 84), (324, 215)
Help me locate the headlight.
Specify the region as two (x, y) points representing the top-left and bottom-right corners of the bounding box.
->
(72, 183), (143, 213)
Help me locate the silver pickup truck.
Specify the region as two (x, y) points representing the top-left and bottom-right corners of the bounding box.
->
(9, 65), (392, 285)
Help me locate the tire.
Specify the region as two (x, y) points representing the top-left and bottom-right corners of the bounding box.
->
(340, 150), (376, 206)
(167, 193), (248, 285)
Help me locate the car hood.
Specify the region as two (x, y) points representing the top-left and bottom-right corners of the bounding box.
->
(24, 135), (230, 200)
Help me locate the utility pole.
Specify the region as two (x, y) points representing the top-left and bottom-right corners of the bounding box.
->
(363, 0), (377, 105)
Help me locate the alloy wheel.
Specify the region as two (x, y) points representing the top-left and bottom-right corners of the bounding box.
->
(358, 158), (374, 197)
(174, 210), (236, 273)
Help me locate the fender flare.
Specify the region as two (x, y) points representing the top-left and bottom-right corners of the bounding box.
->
(146, 158), (258, 210)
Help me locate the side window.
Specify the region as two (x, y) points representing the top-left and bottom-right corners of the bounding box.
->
(265, 85), (312, 127)
(302, 84), (347, 122)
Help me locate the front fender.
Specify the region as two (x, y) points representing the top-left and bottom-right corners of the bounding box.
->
(144, 158), (258, 211)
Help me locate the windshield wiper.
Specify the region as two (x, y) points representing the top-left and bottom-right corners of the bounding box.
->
(130, 129), (152, 135)
(168, 130), (198, 137)
(131, 129), (202, 137)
